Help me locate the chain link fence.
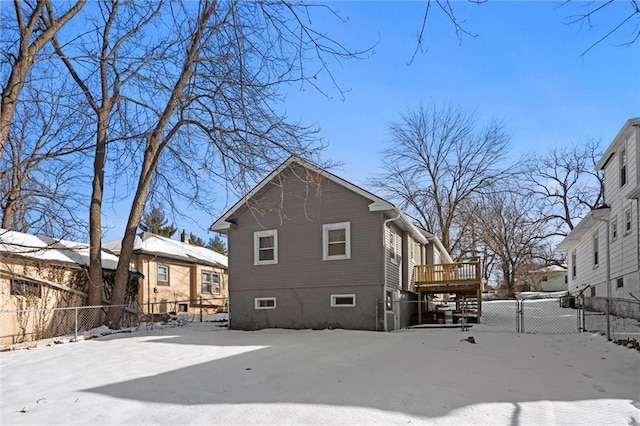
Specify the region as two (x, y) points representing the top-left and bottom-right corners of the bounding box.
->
(0, 304), (137, 348)
(1, 296), (230, 349)
(578, 296), (640, 341)
(391, 296), (584, 334)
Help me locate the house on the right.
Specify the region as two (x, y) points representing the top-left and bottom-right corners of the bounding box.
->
(556, 117), (640, 313)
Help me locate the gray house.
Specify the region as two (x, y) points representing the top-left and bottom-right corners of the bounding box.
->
(211, 156), (453, 331)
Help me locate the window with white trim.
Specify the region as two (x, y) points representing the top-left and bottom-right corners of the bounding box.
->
(611, 218), (618, 241)
(178, 303), (188, 312)
(571, 251), (577, 278)
(620, 147), (627, 187)
(331, 294), (356, 307)
(624, 208), (632, 235)
(157, 264), (169, 286)
(593, 232), (599, 268)
(389, 230), (398, 264)
(322, 222), (351, 260)
(255, 297), (276, 309)
(201, 271), (220, 294)
(617, 278), (624, 289)
(254, 230), (278, 265)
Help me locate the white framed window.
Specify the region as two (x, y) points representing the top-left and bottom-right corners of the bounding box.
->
(413, 241), (421, 264)
(255, 297), (276, 309)
(612, 218), (618, 241)
(571, 251), (577, 278)
(620, 147), (627, 187)
(624, 208), (632, 235)
(617, 278), (624, 289)
(593, 232), (599, 268)
(389, 230), (398, 264)
(157, 264), (169, 286)
(201, 271), (220, 294)
(322, 222), (351, 260)
(331, 294), (356, 307)
(177, 303), (188, 312)
(254, 230), (278, 265)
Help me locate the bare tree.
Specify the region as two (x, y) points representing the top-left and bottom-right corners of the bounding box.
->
(371, 103), (511, 258)
(0, 0), (85, 158)
(524, 139), (604, 238)
(44, 1), (367, 328)
(0, 79), (91, 239)
(475, 187), (550, 297)
(50, 1), (165, 311)
(561, 0), (640, 54)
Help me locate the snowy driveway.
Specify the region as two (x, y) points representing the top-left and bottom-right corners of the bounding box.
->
(1, 323), (639, 425)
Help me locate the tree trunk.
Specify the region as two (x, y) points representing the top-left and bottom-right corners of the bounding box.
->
(86, 113), (108, 327)
(105, 155), (155, 328)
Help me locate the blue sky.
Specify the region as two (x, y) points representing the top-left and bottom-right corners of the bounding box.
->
(102, 1), (639, 241)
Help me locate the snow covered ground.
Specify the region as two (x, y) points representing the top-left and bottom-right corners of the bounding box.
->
(2, 322), (638, 425)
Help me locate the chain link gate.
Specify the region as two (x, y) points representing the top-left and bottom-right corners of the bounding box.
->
(515, 298), (582, 334)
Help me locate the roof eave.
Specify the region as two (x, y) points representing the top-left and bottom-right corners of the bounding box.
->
(596, 117), (640, 170)
(555, 207), (611, 252)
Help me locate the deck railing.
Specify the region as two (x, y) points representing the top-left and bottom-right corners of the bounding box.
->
(414, 262), (481, 285)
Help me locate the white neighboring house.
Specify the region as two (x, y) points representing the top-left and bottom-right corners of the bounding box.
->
(556, 117), (640, 305)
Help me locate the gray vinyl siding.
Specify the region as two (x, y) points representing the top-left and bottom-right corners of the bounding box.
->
(226, 164), (387, 330)
(385, 224), (401, 290)
(229, 285), (381, 331)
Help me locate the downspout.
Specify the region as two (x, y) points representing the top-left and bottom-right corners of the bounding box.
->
(382, 214), (401, 332)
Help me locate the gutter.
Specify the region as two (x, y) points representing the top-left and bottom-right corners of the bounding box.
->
(382, 214), (401, 332)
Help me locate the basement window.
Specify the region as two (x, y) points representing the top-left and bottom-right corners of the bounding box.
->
(255, 297), (276, 309)
(331, 294), (356, 307)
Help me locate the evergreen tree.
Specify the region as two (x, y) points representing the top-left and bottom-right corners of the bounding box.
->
(207, 234), (227, 255)
(189, 233), (205, 247)
(139, 207), (177, 237)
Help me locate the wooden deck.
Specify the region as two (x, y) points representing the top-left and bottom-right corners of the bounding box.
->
(414, 262), (483, 322)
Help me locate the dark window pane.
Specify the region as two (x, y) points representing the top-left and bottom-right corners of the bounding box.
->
(259, 248), (274, 261)
(259, 236), (274, 249)
(328, 242), (346, 256)
(334, 296), (354, 305)
(328, 229), (345, 243)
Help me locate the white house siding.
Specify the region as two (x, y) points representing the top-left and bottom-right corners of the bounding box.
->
(561, 118), (640, 303)
(566, 217), (608, 296)
(602, 124), (639, 300)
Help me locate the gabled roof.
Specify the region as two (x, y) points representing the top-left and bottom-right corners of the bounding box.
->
(596, 117), (640, 170)
(418, 229), (454, 263)
(210, 156), (432, 245)
(103, 232), (228, 269)
(555, 206), (610, 252)
(0, 228), (121, 271)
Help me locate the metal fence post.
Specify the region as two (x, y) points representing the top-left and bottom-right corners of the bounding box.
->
(200, 296), (203, 322)
(516, 300), (523, 333)
(74, 306), (79, 341)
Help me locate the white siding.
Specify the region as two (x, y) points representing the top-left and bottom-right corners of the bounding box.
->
(567, 221), (608, 296)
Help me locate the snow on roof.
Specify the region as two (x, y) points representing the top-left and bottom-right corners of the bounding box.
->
(0, 228), (120, 271)
(103, 232), (228, 269)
